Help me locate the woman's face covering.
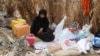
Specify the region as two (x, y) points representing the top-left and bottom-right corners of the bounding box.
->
(40, 14), (46, 19)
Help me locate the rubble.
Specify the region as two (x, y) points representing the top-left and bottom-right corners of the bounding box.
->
(0, 27), (34, 56)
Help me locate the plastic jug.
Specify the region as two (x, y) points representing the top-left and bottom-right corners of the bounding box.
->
(25, 34), (35, 47)
(11, 18), (26, 34)
(14, 23), (30, 38)
(17, 19), (26, 24)
(11, 19), (26, 27)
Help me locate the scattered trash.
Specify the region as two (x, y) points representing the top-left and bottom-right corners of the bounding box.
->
(25, 51), (36, 56)
(42, 48), (52, 56)
(0, 27), (15, 42)
(5, 46), (17, 56)
(0, 11), (6, 27)
(68, 22), (81, 32)
(0, 16), (98, 56)
(77, 24), (94, 54)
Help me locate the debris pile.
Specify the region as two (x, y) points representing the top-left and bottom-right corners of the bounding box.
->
(0, 27), (34, 56)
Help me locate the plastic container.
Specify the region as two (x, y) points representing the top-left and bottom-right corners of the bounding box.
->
(11, 19), (26, 27)
(93, 37), (100, 47)
(14, 23), (30, 38)
(11, 19), (27, 35)
(25, 34), (35, 47)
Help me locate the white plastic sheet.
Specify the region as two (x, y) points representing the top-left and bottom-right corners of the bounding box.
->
(60, 24), (94, 53)
(77, 38), (88, 54)
(53, 16), (67, 41)
(61, 39), (77, 50)
(77, 38), (93, 54)
(76, 24), (94, 54)
(58, 28), (76, 42)
(34, 42), (48, 49)
(34, 41), (60, 50)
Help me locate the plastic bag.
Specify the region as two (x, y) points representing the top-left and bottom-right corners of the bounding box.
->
(53, 16), (67, 41)
(61, 39), (77, 50)
(77, 30), (85, 39)
(76, 24), (94, 54)
(77, 38), (88, 54)
(61, 39), (71, 50)
(68, 22), (80, 31)
(77, 38), (93, 54)
(34, 42), (47, 49)
(47, 42), (61, 53)
(49, 23), (57, 30)
(58, 28), (76, 42)
(93, 37), (100, 47)
(86, 33), (94, 42)
(77, 24), (92, 39)
(34, 41), (61, 53)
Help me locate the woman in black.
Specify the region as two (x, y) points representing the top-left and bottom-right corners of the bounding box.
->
(30, 9), (54, 42)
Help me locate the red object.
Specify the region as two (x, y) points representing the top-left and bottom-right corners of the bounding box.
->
(77, 24), (82, 30)
(25, 34), (35, 47)
(82, 0), (90, 16)
(64, 40), (70, 46)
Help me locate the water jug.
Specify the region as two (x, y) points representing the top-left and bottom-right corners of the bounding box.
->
(25, 34), (35, 47)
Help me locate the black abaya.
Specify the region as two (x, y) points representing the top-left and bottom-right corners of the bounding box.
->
(30, 16), (54, 42)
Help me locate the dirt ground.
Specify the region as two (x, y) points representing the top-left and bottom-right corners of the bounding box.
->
(80, 54), (100, 56)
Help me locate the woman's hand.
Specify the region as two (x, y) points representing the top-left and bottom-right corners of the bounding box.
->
(38, 28), (43, 34)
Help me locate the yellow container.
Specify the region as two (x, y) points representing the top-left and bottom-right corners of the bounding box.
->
(11, 19), (26, 27)
(17, 19), (26, 23)
(11, 19), (26, 34)
(14, 23), (30, 38)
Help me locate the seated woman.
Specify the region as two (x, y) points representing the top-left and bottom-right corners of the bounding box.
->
(30, 9), (54, 42)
